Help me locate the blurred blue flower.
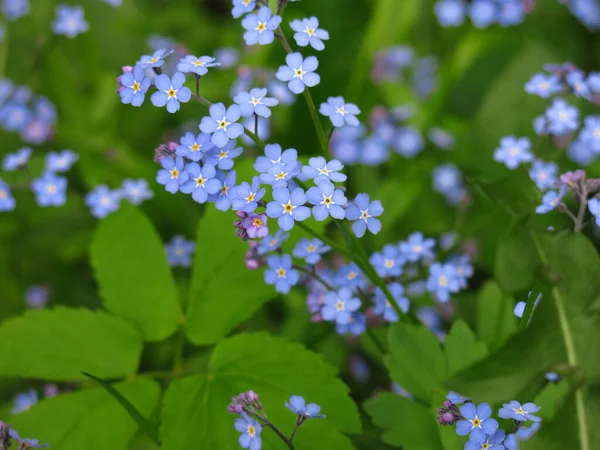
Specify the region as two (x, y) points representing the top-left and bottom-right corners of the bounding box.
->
(392, 126), (423, 158)
(285, 395), (326, 418)
(85, 185), (121, 219)
(535, 185), (567, 214)
(267, 79), (296, 105)
(31, 172), (67, 207)
(306, 180), (347, 221)
(580, 115), (600, 153)
(231, 0), (255, 18)
(45, 149), (78, 173)
(370, 244), (404, 277)
(177, 55), (220, 76)
(497, 0), (525, 26)
(336, 311), (366, 335)
(446, 391), (469, 405)
(567, 138), (595, 166)
(151, 72), (192, 114)
(176, 132), (213, 162)
(199, 103), (244, 148)
(264, 254), (299, 293)
(25, 285), (49, 309)
(156, 156), (188, 194)
(524, 73), (562, 98)
(399, 232), (435, 262)
(434, 0), (465, 27)
(2, 0), (30, 20)
(293, 238), (331, 264)
(8, 429), (48, 449)
(256, 229), (289, 255)
(12, 389), (38, 414)
(529, 160), (558, 190)
(290, 17), (330, 50)
(319, 96), (360, 127)
(428, 127), (455, 150)
(468, 0), (496, 28)
(242, 6), (281, 45)
(494, 136), (533, 169)
(266, 187), (310, 231)
(120, 178), (153, 205)
(2, 146), (31, 171)
(566, 71), (591, 98)
(52, 4), (88, 38)
(432, 163), (466, 204)
(588, 197), (600, 226)
(374, 282), (409, 322)
(234, 87), (279, 118)
(322, 287), (361, 325)
(333, 263), (367, 291)
(165, 235), (196, 268)
(215, 47), (239, 69)
(276, 52), (320, 94)
(426, 262), (460, 303)
(119, 66), (151, 107)
(449, 254), (473, 289)
(545, 98), (579, 135)
(346, 193), (383, 237)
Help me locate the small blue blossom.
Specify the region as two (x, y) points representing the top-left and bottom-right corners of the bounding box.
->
(151, 72), (192, 114)
(204, 141), (243, 170)
(370, 244), (404, 277)
(234, 412), (262, 450)
(361, 136), (390, 165)
(465, 429), (506, 450)
(456, 402), (499, 442)
(566, 71), (591, 98)
(11, 389), (38, 414)
(25, 285), (49, 309)
(336, 311), (366, 336)
(256, 230), (289, 255)
(290, 17), (330, 50)
(535, 185), (567, 214)
(100, 0), (122, 6)
(199, 102), (244, 148)
(2, 0), (30, 20)
(499, 400), (542, 422)
(545, 98), (579, 135)
(533, 115), (548, 135)
(449, 254), (473, 289)
(214, 47), (239, 69)
(345, 193), (383, 238)
(588, 72), (600, 93)
(432, 164), (466, 204)
(580, 115), (600, 153)
(119, 66), (151, 107)
(254, 144), (298, 175)
(567, 138), (596, 166)
(85, 185), (121, 219)
(497, 0), (525, 26)
(264, 254), (299, 293)
(306, 180), (347, 221)
(180, 163), (222, 204)
(45, 149), (78, 173)
(165, 235), (196, 268)
(545, 372), (560, 382)
(434, 0), (465, 27)
(392, 126), (423, 158)
(292, 238), (331, 265)
(137, 48), (173, 69)
(156, 156), (189, 194)
(120, 178), (153, 205)
(428, 127), (455, 150)
(234, 87), (279, 118)
(276, 52), (320, 94)
(231, 0), (255, 19)
(175, 132), (213, 162)
(494, 136), (533, 169)
(301, 156), (346, 184)
(399, 232), (435, 262)
(241, 6), (282, 46)
(322, 287), (361, 325)
(426, 262), (460, 303)
(266, 187), (310, 231)
(31, 172), (67, 207)
(177, 55), (220, 76)
(319, 97), (361, 127)
(529, 160), (558, 190)
(52, 4), (88, 38)
(524, 73), (562, 98)
(446, 391), (469, 405)
(588, 197), (600, 226)
(374, 283), (409, 322)
(333, 263), (367, 291)
(468, 0), (496, 28)
(267, 79), (296, 105)
(1, 102), (31, 132)
(2, 146), (31, 171)
(231, 176), (265, 212)
(285, 395), (326, 418)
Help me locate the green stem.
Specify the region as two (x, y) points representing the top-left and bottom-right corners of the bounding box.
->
(293, 264), (334, 290)
(263, 422), (295, 449)
(366, 329), (386, 355)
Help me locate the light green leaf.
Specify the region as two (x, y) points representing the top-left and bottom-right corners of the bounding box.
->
(0, 307), (142, 381)
(495, 225), (541, 293)
(444, 320), (488, 375)
(185, 207), (274, 345)
(534, 381), (569, 421)
(160, 333), (360, 450)
(91, 204), (183, 341)
(476, 281), (517, 352)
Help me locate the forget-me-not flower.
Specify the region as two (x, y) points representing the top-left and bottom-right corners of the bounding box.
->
(336, 311), (366, 336)
(231, 176), (265, 212)
(156, 156), (189, 194)
(566, 71), (591, 98)
(209, 169), (236, 211)
(580, 115), (600, 153)
(498, 401), (542, 422)
(11, 390), (38, 414)
(306, 180), (347, 221)
(322, 288), (361, 325)
(535, 185), (567, 214)
(165, 235), (196, 268)
(524, 73), (562, 98)
(120, 178), (153, 205)
(370, 244), (404, 277)
(545, 98), (579, 135)
(345, 193), (383, 237)
(426, 262), (460, 303)
(242, 6), (282, 46)
(119, 66), (151, 107)
(2, 0), (30, 20)
(529, 160), (558, 190)
(204, 141), (243, 170)
(31, 172), (67, 207)
(276, 52), (320, 94)
(373, 282), (410, 322)
(290, 17), (330, 50)
(319, 97), (361, 127)
(393, 127), (424, 158)
(199, 102), (244, 148)
(456, 402), (499, 442)
(2, 146), (31, 171)
(234, 412), (262, 450)
(465, 430), (506, 450)
(234, 87), (279, 118)
(256, 229), (289, 255)
(494, 136), (533, 169)
(399, 231), (435, 262)
(137, 48), (173, 69)
(301, 156), (347, 184)
(266, 187), (310, 231)
(52, 4), (88, 38)
(151, 72), (192, 113)
(285, 395), (326, 418)
(434, 0), (466, 27)
(293, 238), (331, 265)
(85, 185), (121, 219)
(180, 163), (222, 204)
(231, 0), (255, 18)
(176, 132), (213, 162)
(264, 254), (299, 293)
(45, 149), (78, 173)
(177, 55), (220, 76)
(468, 0), (496, 28)
(588, 197), (600, 226)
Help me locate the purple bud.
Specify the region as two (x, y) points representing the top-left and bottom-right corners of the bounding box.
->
(44, 384), (59, 398)
(236, 210), (249, 219)
(238, 392), (247, 402)
(122, 65), (134, 72)
(153, 143), (177, 163)
(443, 400), (453, 409)
(246, 390), (259, 402)
(227, 403), (244, 414)
(560, 170), (585, 186)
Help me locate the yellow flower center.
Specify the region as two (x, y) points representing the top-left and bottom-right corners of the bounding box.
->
(221, 185), (229, 194)
(0, 189), (7, 199)
(251, 97), (261, 105)
(438, 275), (448, 287)
(171, 168), (179, 179)
(276, 171), (287, 180)
(218, 119), (228, 130)
(284, 202), (294, 213)
(335, 106), (346, 116)
(133, 81), (140, 92)
(149, 57), (158, 63)
(323, 196), (332, 205)
(539, 81), (549, 90)
(167, 88), (176, 98)
(306, 27), (315, 36)
(195, 176), (205, 187)
(257, 22), (266, 32)
(100, 196), (110, 206)
(246, 192), (255, 202)
(269, 239), (278, 247)
(193, 60), (204, 66)
(594, 128), (600, 139)
(516, 407), (525, 415)
(360, 210), (369, 220)
(347, 271), (357, 280)
(244, 0), (252, 4)
(472, 417), (481, 427)
(253, 217), (263, 227)
(46, 184), (57, 194)
(219, 151), (228, 160)
(335, 300), (345, 311)
(277, 268), (286, 278)
(307, 245), (317, 252)
(295, 68), (306, 78)
(508, 147), (519, 156)
(247, 425), (256, 438)
(412, 244), (423, 253)
(191, 143), (200, 152)
(384, 259), (394, 269)
(319, 167), (329, 175)
(558, 111), (568, 121)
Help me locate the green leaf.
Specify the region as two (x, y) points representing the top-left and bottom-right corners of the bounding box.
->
(91, 204), (183, 341)
(444, 320), (488, 375)
(534, 381), (569, 421)
(363, 393), (443, 450)
(9, 378), (160, 450)
(160, 333), (360, 450)
(185, 208), (274, 345)
(495, 225), (541, 293)
(385, 323), (448, 403)
(476, 281), (517, 352)
(0, 307), (142, 380)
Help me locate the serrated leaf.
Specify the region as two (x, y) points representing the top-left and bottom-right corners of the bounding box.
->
(160, 333), (360, 450)
(9, 378), (160, 450)
(91, 204), (183, 342)
(363, 393), (443, 450)
(0, 307), (142, 380)
(185, 207), (274, 345)
(476, 281), (517, 352)
(444, 320), (488, 375)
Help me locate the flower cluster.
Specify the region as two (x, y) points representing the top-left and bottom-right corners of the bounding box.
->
(0, 420), (47, 450)
(438, 392), (542, 450)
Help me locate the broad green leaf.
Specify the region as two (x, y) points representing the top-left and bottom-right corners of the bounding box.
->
(476, 281), (517, 352)
(10, 378), (160, 450)
(185, 207), (274, 345)
(534, 381), (569, 421)
(385, 323), (448, 403)
(0, 307), (142, 380)
(495, 225), (541, 293)
(91, 204), (183, 341)
(363, 393), (443, 450)
(444, 320), (488, 375)
(160, 333), (360, 450)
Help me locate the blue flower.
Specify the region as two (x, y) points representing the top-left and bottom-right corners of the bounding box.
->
(432, 163), (466, 205)
(175, 132), (213, 162)
(266, 187), (310, 231)
(11, 389), (38, 414)
(306, 180), (347, 221)
(370, 244), (404, 277)
(446, 391), (469, 405)
(322, 287), (361, 325)
(545, 98), (579, 135)
(156, 156), (189, 194)
(2, 0), (30, 20)
(268, 79), (296, 105)
(151, 72), (192, 113)
(2, 146), (31, 170)
(434, 0), (465, 27)
(456, 402), (499, 442)
(449, 254), (473, 289)
(119, 66), (151, 107)
(137, 48), (173, 68)
(204, 141), (243, 170)
(209, 169), (237, 211)
(468, 0), (496, 29)
(566, 71), (591, 98)
(545, 371), (560, 382)
(241, 6), (282, 46)
(1, 102), (31, 132)
(120, 178), (153, 205)
(588, 72), (600, 93)
(165, 235), (196, 268)
(504, 423), (542, 450)
(393, 126), (424, 158)
(465, 429), (506, 450)
(52, 4), (88, 38)
(45, 149), (78, 173)
(177, 55), (220, 76)
(285, 395), (326, 418)
(100, 0), (122, 6)
(567, 138), (596, 166)
(374, 282), (409, 322)
(529, 160), (558, 190)
(399, 232), (435, 262)
(361, 136), (390, 166)
(535, 185), (567, 214)
(426, 262), (460, 303)
(336, 312), (367, 336)
(497, 0), (524, 26)
(290, 17), (330, 51)
(264, 254), (299, 293)
(301, 156), (347, 184)
(231, 0), (255, 18)
(234, 412), (262, 450)
(85, 185), (121, 219)
(231, 176), (265, 212)
(31, 172), (67, 207)
(180, 163), (222, 204)
(319, 96), (361, 127)
(25, 285), (49, 309)
(494, 136), (533, 169)
(234, 87), (279, 118)
(524, 73), (562, 98)
(498, 400), (542, 422)
(276, 52), (320, 94)
(254, 144), (299, 176)
(580, 115), (600, 153)
(256, 229), (289, 255)
(292, 238), (331, 265)
(199, 103), (244, 148)
(588, 197), (600, 226)
(345, 193), (383, 238)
